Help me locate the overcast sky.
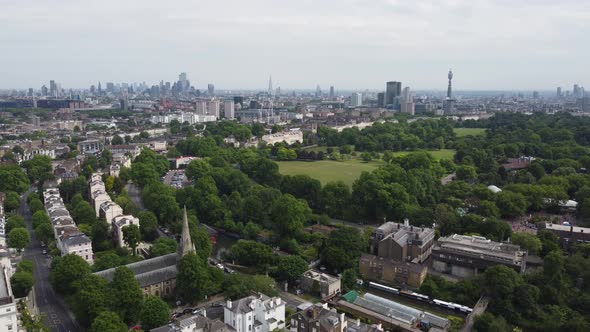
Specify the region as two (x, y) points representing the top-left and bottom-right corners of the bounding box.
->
(1, 0), (589, 91)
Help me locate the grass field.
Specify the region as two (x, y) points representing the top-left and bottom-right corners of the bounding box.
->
(392, 149), (456, 161)
(453, 128), (486, 137)
(276, 159), (382, 186)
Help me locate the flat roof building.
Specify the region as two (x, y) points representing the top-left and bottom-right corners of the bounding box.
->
(300, 270), (341, 299)
(432, 234), (527, 278)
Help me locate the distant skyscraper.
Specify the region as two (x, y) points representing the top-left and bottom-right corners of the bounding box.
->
(315, 85), (321, 98)
(49, 80), (56, 97)
(268, 76), (273, 96)
(351, 93), (362, 107)
(179, 72), (189, 92)
(207, 99), (220, 119)
(223, 101), (235, 120)
(98, 82), (102, 95)
(377, 92), (385, 108)
(557, 87), (562, 98)
(401, 87), (415, 115)
(574, 84), (581, 98)
(208, 84), (215, 95)
(533, 91), (539, 99)
(385, 81), (401, 106)
(195, 100), (207, 115)
(41, 85), (48, 96)
(329, 86), (335, 99)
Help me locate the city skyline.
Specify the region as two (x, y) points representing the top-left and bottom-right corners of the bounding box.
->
(1, 0), (590, 90)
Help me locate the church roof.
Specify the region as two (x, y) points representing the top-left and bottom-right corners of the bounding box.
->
(94, 206), (194, 288)
(94, 253), (178, 287)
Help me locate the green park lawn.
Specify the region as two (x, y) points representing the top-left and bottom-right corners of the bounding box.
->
(453, 127), (486, 137)
(276, 159), (382, 187)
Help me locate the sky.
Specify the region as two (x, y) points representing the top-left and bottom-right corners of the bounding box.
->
(1, 0), (589, 91)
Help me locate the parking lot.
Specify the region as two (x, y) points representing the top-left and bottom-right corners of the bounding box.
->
(162, 169), (191, 189)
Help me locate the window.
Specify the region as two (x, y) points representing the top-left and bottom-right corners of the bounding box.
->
(6, 308), (10, 312)
(7, 325), (13, 330)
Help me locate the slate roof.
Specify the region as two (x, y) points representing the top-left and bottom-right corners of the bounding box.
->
(62, 233), (91, 246)
(94, 253), (178, 287)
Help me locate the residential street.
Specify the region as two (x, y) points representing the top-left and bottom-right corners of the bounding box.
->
(20, 189), (80, 332)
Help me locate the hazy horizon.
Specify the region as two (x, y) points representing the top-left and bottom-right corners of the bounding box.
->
(1, 0), (589, 91)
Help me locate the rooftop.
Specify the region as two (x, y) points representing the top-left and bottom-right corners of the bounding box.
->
(545, 223), (590, 234)
(94, 253), (178, 288)
(373, 221), (435, 248)
(435, 234), (525, 263)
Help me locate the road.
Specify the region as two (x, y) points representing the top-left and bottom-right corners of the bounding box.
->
(20, 189), (80, 332)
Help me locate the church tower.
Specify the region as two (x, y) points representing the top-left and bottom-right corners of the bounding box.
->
(177, 206), (195, 261)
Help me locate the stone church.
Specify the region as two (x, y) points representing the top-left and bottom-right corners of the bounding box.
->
(95, 207), (195, 297)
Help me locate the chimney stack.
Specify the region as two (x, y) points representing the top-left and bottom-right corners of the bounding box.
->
(403, 218), (409, 227)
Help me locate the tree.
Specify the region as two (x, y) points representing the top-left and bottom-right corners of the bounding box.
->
(150, 237), (177, 257)
(50, 254), (91, 294)
(11, 271), (34, 298)
(177, 253), (216, 303)
(322, 227), (365, 272)
(122, 224), (141, 255)
(223, 274), (277, 299)
(456, 165), (477, 181)
(360, 152), (373, 162)
(495, 191), (528, 218)
(32, 210), (50, 229)
(138, 211), (158, 241)
(228, 240), (274, 268)
(6, 215), (25, 233)
(271, 194), (311, 237)
(72, 201), (97, 225)
(8, 228), (30, 252)
(28, 198), (44, 213)
(111, 135), (124, 145)
(140, 296), (170, 331)
(4, 191), (21, 212)
(474, 313), (511, 332)
(0, 164), (30, 193)
(321, 181), (351, 218)
(272, 256), (308, 283)
(90, 311), (128, 332)
(341, 269), (358, 292)
(93, 252), (123, 272)
(21, 154), (53, 183)
(35, 222), (54, 245)
(108, 266), (144, 324)
(511, 232), (542, 255)
(70, 274), (109, 327)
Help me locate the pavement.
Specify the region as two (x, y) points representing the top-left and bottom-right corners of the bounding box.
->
(20, 188), (81, 332)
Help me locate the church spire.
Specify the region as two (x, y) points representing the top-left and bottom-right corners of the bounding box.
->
(177, 206), (195, 260)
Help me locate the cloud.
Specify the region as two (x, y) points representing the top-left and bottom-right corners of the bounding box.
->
(0, 0), (589, 90)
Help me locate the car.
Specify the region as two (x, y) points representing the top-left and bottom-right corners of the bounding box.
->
(224, 267), (235, 274)
(182, 308), (193, 315)
(216, 263), (224, 270)
(192, 309), (202, 315)
(42, 249), (47, 255)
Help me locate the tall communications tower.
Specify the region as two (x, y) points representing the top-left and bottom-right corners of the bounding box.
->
(447, 69), (453, 99)
(444, 69), (455, 114)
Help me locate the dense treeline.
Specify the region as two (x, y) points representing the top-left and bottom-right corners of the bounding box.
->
(313, 119), (455, 152)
